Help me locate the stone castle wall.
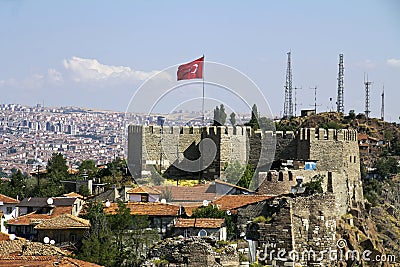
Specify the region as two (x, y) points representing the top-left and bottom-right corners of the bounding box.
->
(128, 125), (363, 213)
(128, 125), (256, 180)
(245, 194), (338, 267)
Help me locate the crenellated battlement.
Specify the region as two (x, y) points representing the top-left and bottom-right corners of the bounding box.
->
(297, 128), (357, 142)
(129, 125), (255, 136)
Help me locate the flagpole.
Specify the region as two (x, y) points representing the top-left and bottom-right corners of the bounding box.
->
(202, 54), (205, 126)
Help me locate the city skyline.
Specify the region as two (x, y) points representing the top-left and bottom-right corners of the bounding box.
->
(0, 1), (399, 121)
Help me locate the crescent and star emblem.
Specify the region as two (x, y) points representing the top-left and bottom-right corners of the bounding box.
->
(191, 64), (198, 74)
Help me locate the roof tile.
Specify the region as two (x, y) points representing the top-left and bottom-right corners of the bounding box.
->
(213, 195), (274, 211)
(104, 202), (180, 216)
(175, 218), (225, 229)
(0, 194), (19, 204)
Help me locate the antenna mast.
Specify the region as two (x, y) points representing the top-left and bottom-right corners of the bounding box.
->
(310, 86), (321, 114)
(283, 51), (293, 118)
(381, 85), (384, 121)
(337, 54), (344, 113)
(364, 74), (372, 119)
(294, 86), (302, 117)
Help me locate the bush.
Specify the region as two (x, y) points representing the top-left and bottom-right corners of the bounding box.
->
(253, 216), (267, 223)
(303, 175), (324, 196)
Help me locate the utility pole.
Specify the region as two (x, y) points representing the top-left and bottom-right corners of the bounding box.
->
(294, 86), (302, 117)
(381, 85), (385, 121)
(364, 74), (372, 120)
(283, 51), (293, 118)
(337, 54), (345, 113)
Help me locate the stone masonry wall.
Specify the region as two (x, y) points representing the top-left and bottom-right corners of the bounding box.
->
(291, 194), (337, 267)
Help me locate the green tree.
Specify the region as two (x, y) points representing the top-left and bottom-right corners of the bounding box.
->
(79, 160), (97, 180)
(237, 164), (255, 189)
(219, 104), (227, 125)
(78, 185), (90, 197)
(374, 157), (399, 179)
(150, 168), (164, 186)
(78, 202), (117, 266)
(229, 112), (236, 126)
(46, 153), (68, 179)
(192, 205), (235, 239)
(0, 170), (28, 199)
(213, 106), (220, 126)
(245, 104), (260, 130)
(348, 110), (356, 120)
(303, 174), (324, 196)
(258, 116), (275, 131)
(109, 202), (159, 266)
(224, 161), (245, 185)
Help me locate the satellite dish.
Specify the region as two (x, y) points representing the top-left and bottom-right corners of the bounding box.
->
(105, 200), (111, 207)
(9, 234), (16, 241)
(202, 200), (209, 207)
(226, 210), (232, 216)
(43, 237), (50, 244)
(46, 198), (53, 205)
(160, 199), (167, 204)
(50, 240), (55, 245)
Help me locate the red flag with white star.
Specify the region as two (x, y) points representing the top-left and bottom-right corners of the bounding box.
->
(177, 56), (204, 81)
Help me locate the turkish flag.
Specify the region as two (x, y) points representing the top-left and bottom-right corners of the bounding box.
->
(177, 56), (204, 81)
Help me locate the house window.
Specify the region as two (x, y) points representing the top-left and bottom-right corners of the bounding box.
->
(15, 226), (23, 234)
(354, 156), (356, 163)
(70, 233), (76, 242)
(288, 171), (293, 181)
(349, 156), (352, 163)
(6, 207), (12, 214)
(267, 173), (272, 181)
(198, 229), (207, 237)
(183, 229), (191, 238)
(141, 194), (149, 202)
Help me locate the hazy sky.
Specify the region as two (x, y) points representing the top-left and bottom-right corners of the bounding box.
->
(0, 1), (399, 121)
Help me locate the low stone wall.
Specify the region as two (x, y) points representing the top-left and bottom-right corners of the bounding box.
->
(148, 236), (238, 267)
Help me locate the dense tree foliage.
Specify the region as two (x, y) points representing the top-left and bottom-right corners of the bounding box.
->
(224, 161), (254, 189)
(0, 169), (29, 199)
(244, 104), (259, 130)
(79, 159), (98, 179)
(78, 201), (158, 267)
(374, 157), (399, 179)
(213, 104), (227, 126)
(150, 168), (164, 186)
(192, 204), (235, 239)
(229, 112), (236, 126)
(303, 174), (324, 196)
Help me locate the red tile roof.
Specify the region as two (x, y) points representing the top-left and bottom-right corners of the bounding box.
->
(213, 195), (274, 211)
(7, 206), (73, 226)
(175, 218), (225, 229)
(0, 233), (11, 241)
(7, 213), (51, 226)
(0, 194), (19, 204)
(34, 214), (90, 230)
(182, 204), (203, 217)
(127, 185), (161, 195)
(0, 239), (68, 257)
(0, 256), (103, 267)
(154, 184), (217, 202)
(104, 202), (180, 216)
(358, 133), (369, 140)
(63, 192), (84, 198)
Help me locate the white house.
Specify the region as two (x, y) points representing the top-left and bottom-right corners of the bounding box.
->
(0, 194), (19, 233)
